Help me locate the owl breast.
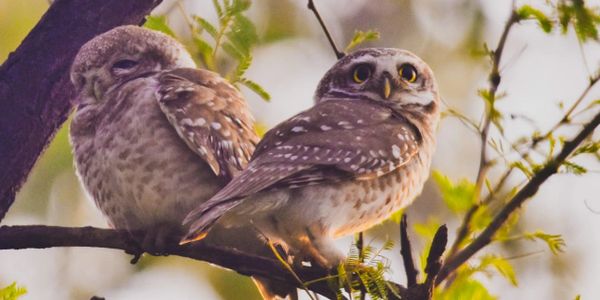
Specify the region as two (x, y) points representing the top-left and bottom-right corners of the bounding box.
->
(328, 150), (432, 237)
(70, 77), (222, 232)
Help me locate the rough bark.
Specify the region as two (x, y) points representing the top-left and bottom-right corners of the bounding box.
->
(0, 0), (163, 221)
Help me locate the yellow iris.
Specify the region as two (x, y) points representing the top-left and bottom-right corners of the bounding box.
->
(399, 65), (417, 83)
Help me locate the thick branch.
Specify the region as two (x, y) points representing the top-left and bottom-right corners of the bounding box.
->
(0, 0), (163, 221)
(0, 225), (409, 300)
(437, 110), (600, 283)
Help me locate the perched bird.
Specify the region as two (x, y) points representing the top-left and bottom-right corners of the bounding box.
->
(182, 48), (441, 268)
(70, 25), (298, 300)
(69, 25), (258, 253)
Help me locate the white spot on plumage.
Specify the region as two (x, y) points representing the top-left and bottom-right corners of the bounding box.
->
(392, 145), (401, 159)
(321, 125), (332, 131)
(291, 126), (306, 133)
(344, 157), (351, 163)
(211, 122), (222, 130)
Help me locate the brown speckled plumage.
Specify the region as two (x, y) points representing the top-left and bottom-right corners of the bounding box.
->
(69, 25), (257, 241)
(183, 48), (441, 267)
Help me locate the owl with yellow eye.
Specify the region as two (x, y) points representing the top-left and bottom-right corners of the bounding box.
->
(182, 48), (440, 268)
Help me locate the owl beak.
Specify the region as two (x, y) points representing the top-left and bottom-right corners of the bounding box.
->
(383, 77), (392, 99)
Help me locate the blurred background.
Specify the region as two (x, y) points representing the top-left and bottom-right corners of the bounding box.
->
(1, 0), (599, 299)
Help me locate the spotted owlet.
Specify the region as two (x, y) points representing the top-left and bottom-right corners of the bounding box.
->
(69, 25), (259, 252)
(182, 48), (440, 268)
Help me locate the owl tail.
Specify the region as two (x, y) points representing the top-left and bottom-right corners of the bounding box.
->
(180, 199), (243, 245)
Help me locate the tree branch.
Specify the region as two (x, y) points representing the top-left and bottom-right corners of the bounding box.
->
(0, 0), (163, 221)
(0, 225), (411, 300)
(400, 214), (418, 287)
(437, 110), (600, 283)
(447, 9), (520, 260)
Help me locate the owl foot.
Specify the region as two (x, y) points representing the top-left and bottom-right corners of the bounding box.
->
(139, 225), (182, 256)
(289, 235), (345, 270)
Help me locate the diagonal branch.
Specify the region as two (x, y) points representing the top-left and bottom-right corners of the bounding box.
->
(437, 110), (600, 283)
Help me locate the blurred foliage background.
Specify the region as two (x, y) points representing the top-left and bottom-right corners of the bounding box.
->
(1, 0), (599, 299)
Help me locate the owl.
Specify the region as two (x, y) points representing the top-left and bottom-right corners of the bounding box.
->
(69, 25), (258, 252)
(182, 48), (441, 268)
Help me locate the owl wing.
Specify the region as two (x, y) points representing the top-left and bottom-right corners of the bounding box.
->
(156, 68), (258, 179)
(181, 99), (421, 243)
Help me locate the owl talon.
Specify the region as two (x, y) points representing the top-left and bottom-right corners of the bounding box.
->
(140, 225), (181, 256)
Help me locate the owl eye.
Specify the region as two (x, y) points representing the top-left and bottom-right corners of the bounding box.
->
(352, 64), (371, 83)
(112, 59), (138, 70)
(399, 64), (417, 83)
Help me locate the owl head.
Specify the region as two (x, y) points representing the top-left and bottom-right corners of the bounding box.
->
(70, 25), (196, 103)
(314, 48), (439, 117)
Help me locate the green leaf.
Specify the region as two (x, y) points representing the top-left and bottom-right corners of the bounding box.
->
(517, 5), (553, 33)
(562, 160), (587, 175)
(239, 78), (271, 101)
(478, 88), (494, 105)
(557, 0), (600, 41)
(230, 55), (252, 82)
(0, 282), (27, 300)
(222, 41), (245, 60)
(194, 16), (219, 39)
(432, 170), (476, 213)
(192, 37), (216, 70)
(213, 0), (223, 18)
(345, 30), (380, 52)
(480, 255), (518, 286)
(470, 204), (493, 232)
(435, 277), (497, 300)
(524, 231), (566, 255)
(573, 141), (600, 156)
(227, 14), (258, 56)
(144, 15), (176, 37)
(511, 161), (533, 179)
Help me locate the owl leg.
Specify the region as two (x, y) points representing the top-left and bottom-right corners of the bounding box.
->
(140, 223), (182, 256)
(305, 236), (345, 269)
(286, 227), (345, 269)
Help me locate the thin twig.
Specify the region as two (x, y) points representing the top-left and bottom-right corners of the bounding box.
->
(437, 110), (600, 284)
(447, 9), (520, 259)
(307, 0), (345, 59)
(356, 232), (365, 300)
(399, 214), (418, 287)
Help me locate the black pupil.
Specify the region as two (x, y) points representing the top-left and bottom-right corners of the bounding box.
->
(355, 65), (370, 81)
(112, 60), (138, 69)
(401, 65), (416, 80)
